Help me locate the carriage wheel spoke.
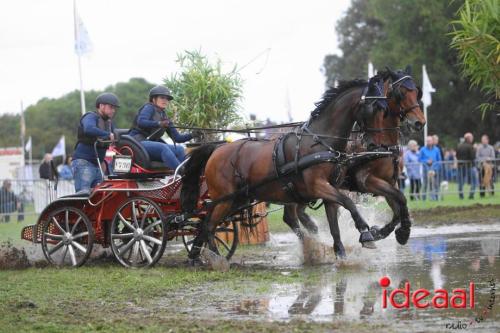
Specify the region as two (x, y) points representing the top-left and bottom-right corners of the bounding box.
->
(68, 245), (77, 266)
(71, 217), (82, 234)
(143, 220), (162, 234)
(140, 240), (153, 264)
(44, 233), (63, 240)
(142, 235), (162, 246)
(111, 233), (134, 240)
(215, 235), (231, 253)
(131, 241), (140, 263)
(72, 231), (89, 240)
(60, 245), (69, 264)
(71, 241), (87, 254)
(48, 241), (64, 255)
(65, 210), (70, 233)
(52, 217), (65, 234)
(118, 213), (136, 231)
(119, 238), (136, 256)
(131, 202), (139, 228)
(140, 205), (152, 229)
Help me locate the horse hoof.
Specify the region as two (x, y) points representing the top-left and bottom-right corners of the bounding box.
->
(334, 244), (347, 259)
(359, 230), (375, 244)
(395, 227), (411, 245)
(362, 241), (377, 249)
(369, 225), (384, 241)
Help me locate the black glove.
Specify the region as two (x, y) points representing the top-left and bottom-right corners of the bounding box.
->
(191, 130), (203, 140)
(159, 120), (170, 128)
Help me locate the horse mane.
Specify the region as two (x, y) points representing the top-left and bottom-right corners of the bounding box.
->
(311, 79), (367, 118)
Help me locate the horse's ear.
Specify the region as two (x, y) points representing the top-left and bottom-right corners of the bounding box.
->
(417, 85), (423, 100)
(405, 65), (412, 75)
(385, 66), (396, 78)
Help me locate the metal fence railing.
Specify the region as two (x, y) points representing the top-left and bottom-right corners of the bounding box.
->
(1, 158), (498, 223)
(0, 179), (75, 222)
(401, 158), (499, 201)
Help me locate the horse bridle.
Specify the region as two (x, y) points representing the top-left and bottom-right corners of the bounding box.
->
(389, 75), (420, 119)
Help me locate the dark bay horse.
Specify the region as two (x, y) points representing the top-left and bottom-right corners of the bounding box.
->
(283, 67), (425, 258)
(181, 76), (425, 259)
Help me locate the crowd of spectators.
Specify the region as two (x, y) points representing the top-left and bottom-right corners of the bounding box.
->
(401, 133), (499, 201)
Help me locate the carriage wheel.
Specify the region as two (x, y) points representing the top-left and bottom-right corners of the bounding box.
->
(110, 197), (167, 268)
(41, 207), (94, 267)
(182, 220), (239, 260)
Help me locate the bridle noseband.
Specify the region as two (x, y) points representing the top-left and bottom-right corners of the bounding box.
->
(389, 75), (420, 119)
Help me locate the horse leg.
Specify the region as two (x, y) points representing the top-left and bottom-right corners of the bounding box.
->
(363, 175), (411, 244)
(311, 180), (375, 248)
(204, 201), (234, 255)
(297, 204), (319, 235)
(283, 204), (305, 240)
(324, 202), (346, 259)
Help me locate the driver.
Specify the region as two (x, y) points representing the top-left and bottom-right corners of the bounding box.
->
(129, 85), (200, 169)
(72, 93), (119, 192)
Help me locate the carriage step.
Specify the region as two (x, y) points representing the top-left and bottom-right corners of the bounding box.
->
(21, 224), (38, 243)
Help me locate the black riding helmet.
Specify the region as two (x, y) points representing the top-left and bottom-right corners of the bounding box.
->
(149, 85), (174, 102)
(95, 92), (120, 108)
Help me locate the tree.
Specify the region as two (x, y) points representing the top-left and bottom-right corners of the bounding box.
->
(323, 0), (499, 146)
(450, 0), (500, 112)
(163, 50), (243, 134)
(0, 78), (155, 159)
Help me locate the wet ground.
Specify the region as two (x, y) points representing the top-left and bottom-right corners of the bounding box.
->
(159, 218), (500, 332)
(3, 214), (500, 332)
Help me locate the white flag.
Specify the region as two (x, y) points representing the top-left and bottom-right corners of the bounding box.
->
(422, 64), (435, 106)
(25, 136), (32, 152)
(368, 62), (375, 79)
(51, 136), (66, 157)
(74, 2), (92, 56)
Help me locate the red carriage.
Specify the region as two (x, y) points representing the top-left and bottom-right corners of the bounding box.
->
(21, 132), (240, 267)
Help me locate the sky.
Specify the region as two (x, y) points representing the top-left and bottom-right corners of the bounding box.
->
(0, 0), (351, 123)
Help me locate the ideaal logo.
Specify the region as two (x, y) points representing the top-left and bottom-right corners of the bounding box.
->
(379, 276), (496, 330)
(379, 276), (475, 309)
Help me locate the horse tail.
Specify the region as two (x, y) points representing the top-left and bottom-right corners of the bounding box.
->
(181, 143), (219, 213)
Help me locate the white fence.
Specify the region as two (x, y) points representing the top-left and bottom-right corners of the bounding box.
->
(0, 179), (75, 222)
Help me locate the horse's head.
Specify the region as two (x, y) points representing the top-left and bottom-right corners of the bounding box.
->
(382, 65), (426, 132)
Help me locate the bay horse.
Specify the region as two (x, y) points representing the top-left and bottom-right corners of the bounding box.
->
(181, 75), (425, 259)
(283, 67), (425, 258)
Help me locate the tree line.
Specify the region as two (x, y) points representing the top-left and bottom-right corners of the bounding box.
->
(323, 0), (499, 147)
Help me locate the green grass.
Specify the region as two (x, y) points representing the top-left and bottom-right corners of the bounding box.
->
(0, 265), (390, 333)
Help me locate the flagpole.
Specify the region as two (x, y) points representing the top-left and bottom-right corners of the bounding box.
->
(29, 136), (32, 168)
(78, 55), (86, 115)
(20, 101), (25, 167)
(74, 0), (86, 115)
(423, 103), (428, 140)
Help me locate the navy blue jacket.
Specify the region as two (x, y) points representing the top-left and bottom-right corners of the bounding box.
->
(129, 103), (192, 143)
(73, 112), (114, 164)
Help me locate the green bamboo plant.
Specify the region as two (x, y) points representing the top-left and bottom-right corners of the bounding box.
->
(164, 50), (243, 139)
(449, 0), (500, 113)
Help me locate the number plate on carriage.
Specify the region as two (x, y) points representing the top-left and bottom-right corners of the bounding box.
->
(113, 155), (132, 173)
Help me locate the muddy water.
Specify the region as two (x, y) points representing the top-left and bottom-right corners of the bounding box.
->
(160, 223), (500, 332)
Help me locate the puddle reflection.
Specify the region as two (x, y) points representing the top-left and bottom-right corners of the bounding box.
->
(234, 229), (500, 331)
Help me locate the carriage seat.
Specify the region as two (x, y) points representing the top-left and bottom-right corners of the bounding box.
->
(113, 129), (174, 175)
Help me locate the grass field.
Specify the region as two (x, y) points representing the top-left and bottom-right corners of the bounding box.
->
(0, 185), (498, 332)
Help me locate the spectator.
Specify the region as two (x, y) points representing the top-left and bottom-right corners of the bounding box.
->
(404, 140), (421, 200)
(419, 136), (442, 200)
(432, 135), (445, 188)
(0, 180), (20, 222)
(476, 134), (495, 197)
(444, 149), (458, 181)
(456, 132), (478, 199)
(39, 153), (57, 180)
(58, 155), (73, 180)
